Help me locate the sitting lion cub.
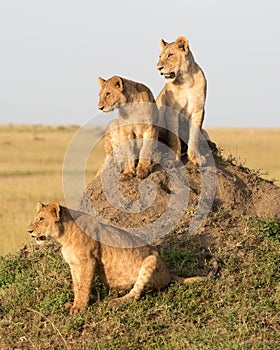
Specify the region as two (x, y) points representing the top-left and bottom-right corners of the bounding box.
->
(156, 36), (207, 166)
(97, 76), (159, 180)
(27, 201), (217, 314)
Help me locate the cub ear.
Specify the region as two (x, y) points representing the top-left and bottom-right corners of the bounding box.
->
(36, 201), (44, 212)
(111, 76), (124, 91)
(98, 77), (106, 87)
(160, 39), (167, 50)
(48, 202), (61, 221)
(175, 36), (189, 51)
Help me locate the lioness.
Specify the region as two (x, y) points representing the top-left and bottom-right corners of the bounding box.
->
(97, 76), (159, 180)
(27, 201), (217, 314)
(156, 36), (207, 166)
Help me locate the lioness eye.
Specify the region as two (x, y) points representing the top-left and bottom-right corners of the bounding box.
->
(105, 92), (110, 97)
(167, 53), (173, 59)
(39, 217), (44, 223)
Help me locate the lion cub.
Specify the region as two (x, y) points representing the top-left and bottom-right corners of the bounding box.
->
(27, 202), (216, 314)
(97, 76), (159, 180)
(156, 36), (207, 166)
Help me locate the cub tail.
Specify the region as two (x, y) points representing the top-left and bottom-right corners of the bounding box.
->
(171, 255), (219, 284)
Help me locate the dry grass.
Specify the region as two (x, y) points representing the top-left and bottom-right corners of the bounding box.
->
(0, 125), (279, 255)
(0, 125), (104, 254)
(207, 128), (280, 182)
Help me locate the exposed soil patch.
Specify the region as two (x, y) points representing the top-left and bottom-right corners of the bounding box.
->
(78, 142), (279, 280)
(79, 141), (280, 269)
(80, 143), (280, 228)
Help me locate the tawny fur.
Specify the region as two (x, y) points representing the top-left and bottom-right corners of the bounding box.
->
(156, 36), (207, 166)
(97, 76), (159, 180)
(27, 202), (217, 314)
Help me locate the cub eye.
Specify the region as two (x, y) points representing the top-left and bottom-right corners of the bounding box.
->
(38, 217), (44, 223)
(167, 53), (173, 59)
(105, 92), (110, 98)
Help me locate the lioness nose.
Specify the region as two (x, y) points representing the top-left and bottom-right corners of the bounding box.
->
(157, 65), (163, 71)
(27, 228), (33, 234)
(98, 105), (104, 111)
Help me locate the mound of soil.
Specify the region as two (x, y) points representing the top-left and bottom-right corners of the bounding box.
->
(79, 144), (280, 244)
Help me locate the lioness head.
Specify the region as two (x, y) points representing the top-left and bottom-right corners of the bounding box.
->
(156, 36), (190, 82)
(27, 202), (62, 243)
(98, 76), (126, 112)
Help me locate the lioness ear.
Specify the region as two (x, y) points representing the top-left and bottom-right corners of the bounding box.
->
(160, 39), (167, 49)
(98, 77), (106, 87)
(175, 36), (189, 51)
(36, 201), (44, 212)
(48, 202), (61, 221)
(111, 76), (124, 91)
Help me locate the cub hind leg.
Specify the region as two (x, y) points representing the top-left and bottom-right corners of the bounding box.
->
(109, 252), (171, 308)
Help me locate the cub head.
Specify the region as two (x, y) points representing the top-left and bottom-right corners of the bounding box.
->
(98, 76), (126, 112)
(156, 36), (190, 82)
(27, 202), (62, 243)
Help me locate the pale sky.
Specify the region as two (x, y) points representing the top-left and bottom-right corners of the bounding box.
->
(0, 0), (279, 127)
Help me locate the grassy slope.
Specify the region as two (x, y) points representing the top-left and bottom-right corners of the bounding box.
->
(0, 214), (279, 349)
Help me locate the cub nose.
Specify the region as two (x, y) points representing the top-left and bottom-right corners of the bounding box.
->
(98, 106), (104, 111)
(27, 228), (34, 234)
(157, 65), (164, 71)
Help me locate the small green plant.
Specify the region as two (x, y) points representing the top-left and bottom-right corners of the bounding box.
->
(160, 248), (199, 276)
(259, 219), (280, 239)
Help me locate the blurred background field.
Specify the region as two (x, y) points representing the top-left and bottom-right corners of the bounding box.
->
(207, 128), (280, 182)
(1, 125), (279, 255)
(0, 124), (104, 254)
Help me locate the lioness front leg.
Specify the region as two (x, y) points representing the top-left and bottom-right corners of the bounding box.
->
(65, 258), (96, 315)
(164, 108), (181, 167)
(188, 109), (206, 166)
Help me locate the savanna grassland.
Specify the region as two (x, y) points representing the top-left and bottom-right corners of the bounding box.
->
(207, 128), (280, 182)
(0, 125), (280, 349)
(0, 125), (279, 255)
(0, 124), (104, 255)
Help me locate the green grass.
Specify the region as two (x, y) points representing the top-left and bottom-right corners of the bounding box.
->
(0, 215), (279, 349)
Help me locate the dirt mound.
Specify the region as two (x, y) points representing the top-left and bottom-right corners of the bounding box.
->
(79, 146), (280, 242)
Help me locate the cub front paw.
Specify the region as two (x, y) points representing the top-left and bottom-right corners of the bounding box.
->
(136, 166), (151, 179)
(119, 171), (135, 181)
(120, 163), (136, 181)
(64, 302), (86, 315)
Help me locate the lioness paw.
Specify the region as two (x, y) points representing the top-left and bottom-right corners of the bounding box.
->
(188, 149), (207, 167)
(197, 155), (207, 167)
(187, 149), (198, 165)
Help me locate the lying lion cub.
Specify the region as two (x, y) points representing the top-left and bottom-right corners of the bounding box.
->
(27, 201), (217, 314)
(97, 76), (159, 180)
